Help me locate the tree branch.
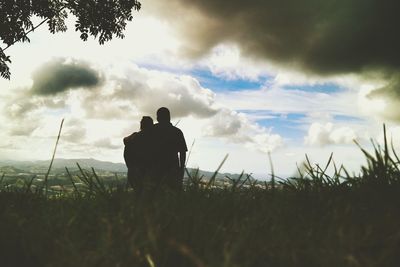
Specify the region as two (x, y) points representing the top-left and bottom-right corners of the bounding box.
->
(3, 17), (49, 51)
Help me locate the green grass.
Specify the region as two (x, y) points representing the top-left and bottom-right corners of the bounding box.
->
(1, 125), (400, 267)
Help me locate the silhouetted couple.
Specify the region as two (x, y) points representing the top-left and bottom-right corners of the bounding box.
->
(123, 107), (187, 193)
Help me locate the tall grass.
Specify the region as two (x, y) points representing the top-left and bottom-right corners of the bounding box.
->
(1, 125), (400, 267)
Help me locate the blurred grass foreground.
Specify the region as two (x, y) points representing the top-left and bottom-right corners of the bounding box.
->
(1, 126), (400, 267)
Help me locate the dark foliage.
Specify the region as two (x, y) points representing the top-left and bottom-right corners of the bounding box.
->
(0, 0), (141, 79)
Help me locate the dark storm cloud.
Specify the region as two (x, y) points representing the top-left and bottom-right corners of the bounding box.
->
(367, 75), (400, 120)
(156, 0), (400, 75)
(31, 59), (102, 95)
(368, 75), (400, 99)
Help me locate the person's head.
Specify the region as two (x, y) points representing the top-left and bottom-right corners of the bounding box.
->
(140, 116), (153, 131)
(156, 107), (171, 123)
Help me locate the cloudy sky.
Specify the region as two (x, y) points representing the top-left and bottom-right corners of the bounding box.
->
(1, 0), (400, 178)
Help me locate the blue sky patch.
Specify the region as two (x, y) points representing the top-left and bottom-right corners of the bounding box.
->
(240, 110), (307, 141)
(137, 63), (270, 92)
(190, 69), (270, 92)
(333, 114), (364, 122)
(283, 83), (343, 94)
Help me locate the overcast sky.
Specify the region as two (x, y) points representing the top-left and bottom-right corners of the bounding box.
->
(1, 0), (400, 178)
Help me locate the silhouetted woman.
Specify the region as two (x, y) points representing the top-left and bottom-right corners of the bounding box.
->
(123, 116), (154, 192)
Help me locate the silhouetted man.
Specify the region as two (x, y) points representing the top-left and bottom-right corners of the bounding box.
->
(153, 107), (187, 190)
(123, 116), (154, 191)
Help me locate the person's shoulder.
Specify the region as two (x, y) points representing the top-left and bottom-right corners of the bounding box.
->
(172, 126), (183, 134)
(123, 132), (139, 145)
(153, 122), (171, 131)
(153, 123), (183, 135)
(140, 128), (155, 139)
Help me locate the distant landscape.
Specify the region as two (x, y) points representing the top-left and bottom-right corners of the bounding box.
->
(0, 158), (129, 174)
(0, 158), (250, 191)
(1, 138), (400, 266)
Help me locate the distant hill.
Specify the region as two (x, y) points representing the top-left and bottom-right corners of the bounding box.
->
(0, 158), (127, 173)
(0, 158), (248, 180)
(0, 165), (28, 174)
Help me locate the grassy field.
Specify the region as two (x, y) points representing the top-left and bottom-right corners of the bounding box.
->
(1, 129), (400, 267)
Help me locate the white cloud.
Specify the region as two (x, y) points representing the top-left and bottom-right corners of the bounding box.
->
(1, 60), (283, 165)
(204, 108), (283, 153)
(217, 85), (359, 118)
(93, 138), (120, 150)
(62, 118), (87, 143)
(304, 122), (357, 146)
(200, 43), (271, 81)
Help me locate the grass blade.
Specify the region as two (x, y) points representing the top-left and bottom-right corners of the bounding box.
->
(268, 152), (275, 190)
(185, 139), (196, 166)
(92, 167), (107, 194)
(44, 118), (64, 196)
(206, 154), (229, 189)
(66, 167), (79, 195)
(24, 175), (36, 193)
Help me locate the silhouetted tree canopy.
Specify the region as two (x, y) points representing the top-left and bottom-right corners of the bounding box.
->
(0, 0), (141, 79)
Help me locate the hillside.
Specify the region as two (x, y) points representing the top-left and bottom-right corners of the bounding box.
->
(0, 158), (246, 180)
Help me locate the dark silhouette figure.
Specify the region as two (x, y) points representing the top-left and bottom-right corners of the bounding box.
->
(153, 107), (188, 191)
(123, 116), (154, 191)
